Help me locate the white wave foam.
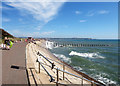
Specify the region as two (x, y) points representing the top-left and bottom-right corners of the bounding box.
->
(94, 74), (116, 84)
(69, 51), (105, 59)
(46, 41), (54, 49)
(53, 53), (71, 63)
(73, 66), (83, 71)
(89, 69), (96, 71)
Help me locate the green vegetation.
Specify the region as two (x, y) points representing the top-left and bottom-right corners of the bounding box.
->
(0, 39), (2, 44)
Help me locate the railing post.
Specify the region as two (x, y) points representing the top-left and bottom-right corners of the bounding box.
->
(91, 80), (93, 86)
(63, 64), (65, 80)
(56, 68), (59, 86)
(81, 75), (83, 86)
(38, 62), (40, 73)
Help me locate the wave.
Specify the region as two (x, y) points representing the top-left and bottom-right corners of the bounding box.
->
(93, 73), (116, 84)
(46, 40), (54, 49)
(69, 51), (105, 59)
(73, 66), (83, 71)
(53, 53), (71, 63)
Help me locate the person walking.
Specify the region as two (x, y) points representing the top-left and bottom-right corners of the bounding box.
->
(4, 37), (10, 50)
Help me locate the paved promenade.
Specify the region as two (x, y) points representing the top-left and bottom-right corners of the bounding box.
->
(2, 42), (28, 85)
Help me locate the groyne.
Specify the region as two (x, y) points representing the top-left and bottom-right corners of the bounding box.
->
(53, 43), (112, 47)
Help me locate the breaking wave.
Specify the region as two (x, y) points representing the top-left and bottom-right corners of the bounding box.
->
(69, 51), (105, 59)
(53, 53), (71, 63)
(46, 40), (54, 49)
(93, 73), (116, 84)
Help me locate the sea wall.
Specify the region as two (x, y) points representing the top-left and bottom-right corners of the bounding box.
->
(26, 40), (104, 85)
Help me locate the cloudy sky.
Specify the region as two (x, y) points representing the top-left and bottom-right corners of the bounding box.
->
(1, 0), (118, 39)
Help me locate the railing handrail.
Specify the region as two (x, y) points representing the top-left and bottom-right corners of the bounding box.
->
(37, 51), (63, 65)
(37, 59), (55, 82)
(37, 51), (55, 69)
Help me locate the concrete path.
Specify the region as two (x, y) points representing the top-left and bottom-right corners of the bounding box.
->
(2, 42), (28, 85)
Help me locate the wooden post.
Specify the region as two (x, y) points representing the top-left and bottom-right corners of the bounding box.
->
(38, 62), (40, 73)
(63, 64), (65, 80)
(56, 68), (59, 86)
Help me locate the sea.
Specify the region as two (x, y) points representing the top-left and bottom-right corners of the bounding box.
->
(46, 38), (119, 85)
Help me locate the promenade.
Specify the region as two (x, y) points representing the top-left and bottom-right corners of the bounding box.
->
(2, 42), (28, 85)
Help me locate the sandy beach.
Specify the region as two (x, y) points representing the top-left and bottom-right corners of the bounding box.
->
(26, 39), (104, 85)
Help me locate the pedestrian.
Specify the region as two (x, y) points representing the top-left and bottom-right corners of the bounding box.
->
(4, 37), (10, 50)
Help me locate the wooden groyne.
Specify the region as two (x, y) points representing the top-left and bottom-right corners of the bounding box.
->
(53, 43), (112, 47)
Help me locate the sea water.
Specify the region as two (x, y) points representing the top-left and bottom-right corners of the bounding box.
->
(47, 38), (119, 85)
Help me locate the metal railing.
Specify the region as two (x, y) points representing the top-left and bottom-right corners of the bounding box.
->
(37, 51), (55, 69)
(37, 61), (103, 86)
(38, 60), (55, 82)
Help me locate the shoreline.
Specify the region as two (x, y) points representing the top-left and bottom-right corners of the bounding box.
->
(26, 40), (105, 85)
(37, 40), (105, 85)
(49, 51), (104, 85)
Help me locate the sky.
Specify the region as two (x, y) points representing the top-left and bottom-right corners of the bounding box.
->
(0, 1), (118, 39)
